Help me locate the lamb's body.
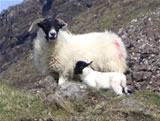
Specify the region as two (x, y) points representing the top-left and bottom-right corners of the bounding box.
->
(34, 28), (127, 84)
(80, 67), (129, 95)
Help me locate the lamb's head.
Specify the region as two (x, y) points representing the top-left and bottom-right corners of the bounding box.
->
(74, 60), (93, 75)
(37, 18), (67, 42)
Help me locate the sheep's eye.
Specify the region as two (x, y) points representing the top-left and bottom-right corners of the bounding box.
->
(61, 24), (65, 27)
(58, 24), (65, 29)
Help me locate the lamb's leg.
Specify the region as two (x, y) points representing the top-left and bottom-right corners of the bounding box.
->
(83, 79), (97, 88)
(124, 87), (132, 95)
(112, 85), (124, 96)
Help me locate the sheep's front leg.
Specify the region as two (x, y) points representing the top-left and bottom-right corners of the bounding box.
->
(58, 69), (70, 85)
(58, 74), (66, 85)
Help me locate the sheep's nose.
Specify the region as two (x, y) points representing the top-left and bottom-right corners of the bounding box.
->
(50, 33), (56, 37)
(49, 32), (57, 39)
(50, 32), (55, 37)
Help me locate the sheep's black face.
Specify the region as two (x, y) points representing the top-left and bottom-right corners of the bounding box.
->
(37, 18), (67, 42)
(74, 60), (93, 74)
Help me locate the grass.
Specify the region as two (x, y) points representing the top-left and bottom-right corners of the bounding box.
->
(134, 91), (160, 107)
(0, 83), (160, 121)
(0, 83), (50, 121)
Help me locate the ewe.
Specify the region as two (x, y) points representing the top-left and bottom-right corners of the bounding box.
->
(32, 18), (127, 85)
(74, 60), (131, 95)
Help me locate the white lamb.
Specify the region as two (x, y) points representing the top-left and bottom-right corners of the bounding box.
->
(74, 60), (131, 95)
(32, 18), (127, 85)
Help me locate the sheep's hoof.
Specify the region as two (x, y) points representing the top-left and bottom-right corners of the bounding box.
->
(116, 93), (124, 97)
(58, 81), (65, 85)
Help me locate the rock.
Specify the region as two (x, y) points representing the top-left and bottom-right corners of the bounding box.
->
(86, 1), (92, 8)
(55, 81), (87, 100)
(121, 98), (146, 110)
(132, 71), (144, 82)
(24, 76), (57, 94)
(44, 82), (87, 112)
(34, 76), (57, 90)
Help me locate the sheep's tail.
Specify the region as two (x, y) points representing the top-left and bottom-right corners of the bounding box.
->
(28, 18), (45, 32)
(121, 76), (132, 94)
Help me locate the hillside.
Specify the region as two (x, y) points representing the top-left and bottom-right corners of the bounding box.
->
(0, 0), (160, 120)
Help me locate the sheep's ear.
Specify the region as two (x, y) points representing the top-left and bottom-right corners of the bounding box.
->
(37, 21), (45, 29)
(37, 22), (43, 28)
(59, 23), (68, 30)
(57, 19), (68, 30)
(28, 18), (44, 32)
(37, 20), (49, 31)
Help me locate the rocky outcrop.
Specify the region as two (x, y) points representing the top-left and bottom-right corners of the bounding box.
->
(119, 9), (160, 92)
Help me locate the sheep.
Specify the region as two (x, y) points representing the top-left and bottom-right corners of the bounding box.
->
(74, 60), (131, 95)
(32, 18), (127, 85)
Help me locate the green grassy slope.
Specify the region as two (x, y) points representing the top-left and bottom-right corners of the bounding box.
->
(0, 83), (51, 121)
(1, 83), (159, 121)
(48, 90), (160, 121)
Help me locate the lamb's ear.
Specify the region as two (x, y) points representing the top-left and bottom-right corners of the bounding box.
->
(86, 61), (93, 66)
(89, 61), (93, 65)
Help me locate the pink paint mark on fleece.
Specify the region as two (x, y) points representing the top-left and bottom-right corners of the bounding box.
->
(114, 42), (120, 48)
(114, 41), (124, 61)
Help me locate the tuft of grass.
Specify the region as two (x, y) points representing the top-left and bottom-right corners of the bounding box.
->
(0, 83), (50, 121)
